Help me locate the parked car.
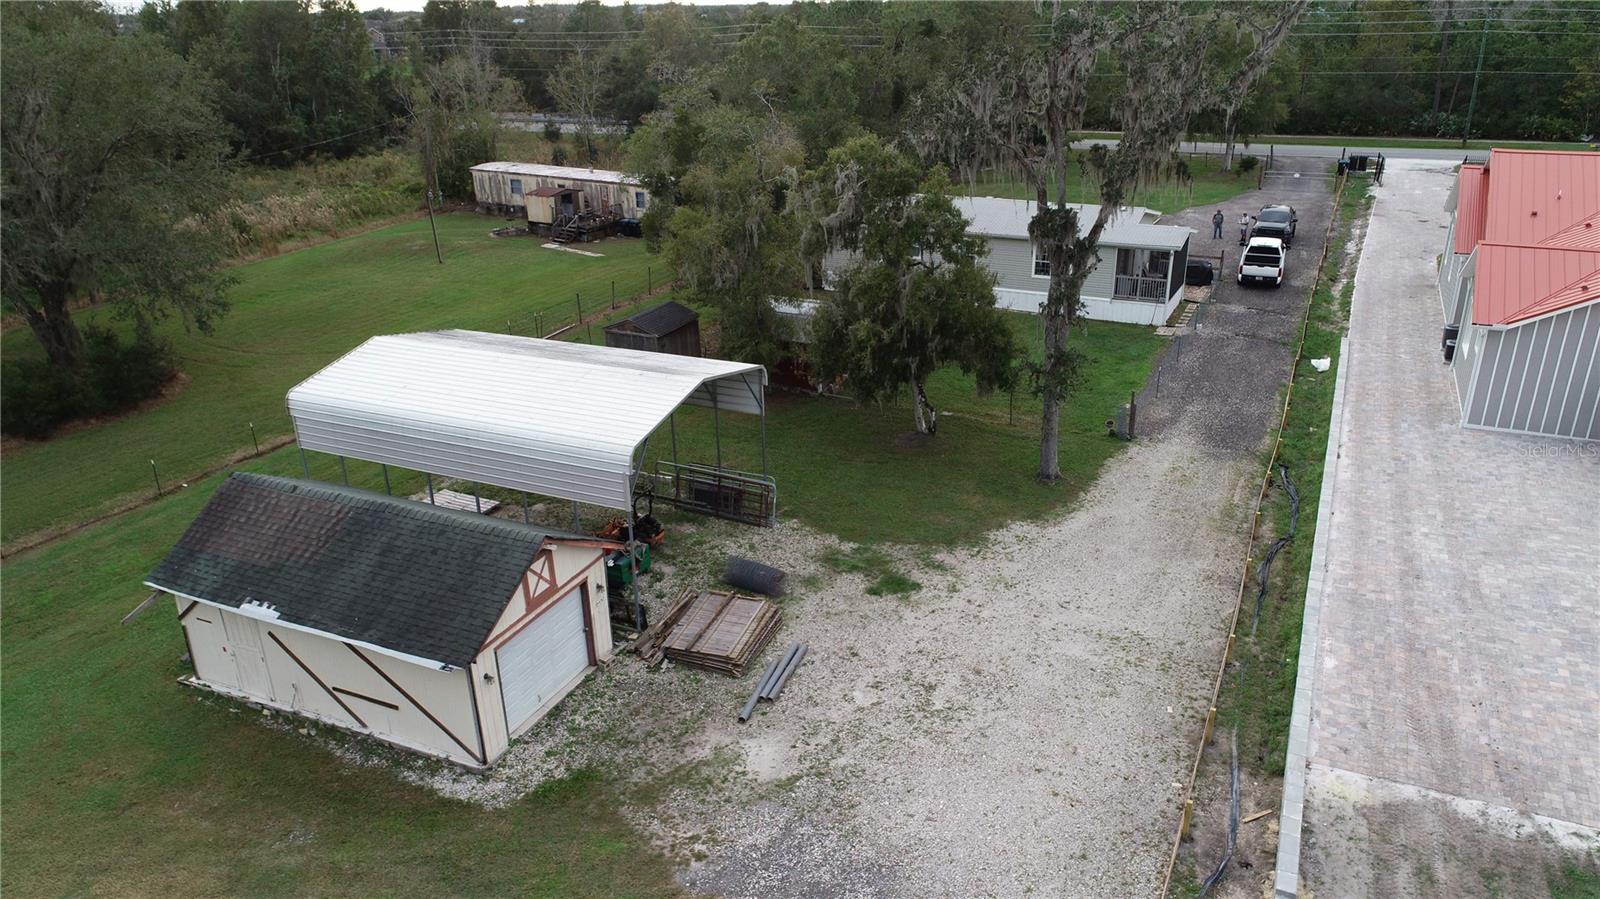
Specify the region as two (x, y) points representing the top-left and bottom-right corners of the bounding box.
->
(1252, 204), (1298, 246)
(1237, 237), (1286, 287)
(1184, 259), (1215, 286)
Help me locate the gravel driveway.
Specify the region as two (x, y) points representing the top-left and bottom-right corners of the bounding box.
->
(320, 160), (1339, 899)
(1141, 159), (1337, 451)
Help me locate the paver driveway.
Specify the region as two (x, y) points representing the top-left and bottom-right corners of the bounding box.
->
(1291, 159), (1600, 898)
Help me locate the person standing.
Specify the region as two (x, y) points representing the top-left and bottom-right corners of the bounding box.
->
(1239, 212), (1250, 245)
(1212, 210), (1224, 239)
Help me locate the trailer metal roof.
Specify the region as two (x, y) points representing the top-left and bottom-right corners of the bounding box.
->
(287, 331), (765, 509)
(470, 161), (639, 186)
(951, 196), (1189, 250)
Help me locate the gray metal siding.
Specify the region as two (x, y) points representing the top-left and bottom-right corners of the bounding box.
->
(1453, 323), (1479, 405)
(986, 237), (1044, 294)
(1084, 248), (1117, 300)
(988, 237), (1118, 300)
(1463, 302), (1600, 439)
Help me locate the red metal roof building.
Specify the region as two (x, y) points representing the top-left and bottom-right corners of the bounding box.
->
(1439, 149), (1600, 440)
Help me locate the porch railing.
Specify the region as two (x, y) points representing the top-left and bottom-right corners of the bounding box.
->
(1114, 274), (1170, 302)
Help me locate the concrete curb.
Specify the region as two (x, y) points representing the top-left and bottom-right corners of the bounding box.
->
(1272, 334), (1351, 899)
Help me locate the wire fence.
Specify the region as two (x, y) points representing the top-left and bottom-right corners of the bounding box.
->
(1159, 167), (1354, 897)
(0, 267), (683, 560)
(500, 265), (671, 342)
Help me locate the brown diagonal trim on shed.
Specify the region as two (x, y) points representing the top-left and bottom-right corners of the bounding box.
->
(331, 686), (400, 711)
(466, 664), (487, 764)
(346, 643), (484, 766)
(178, 600), (200, 621)
(268, 631), (368, 728)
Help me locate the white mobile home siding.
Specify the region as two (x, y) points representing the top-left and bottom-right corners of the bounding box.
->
(1460, 301), (1600, 439)
(471, 166), (648, 220)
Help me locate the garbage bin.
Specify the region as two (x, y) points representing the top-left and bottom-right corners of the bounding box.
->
(1442, 323), (1460, 363)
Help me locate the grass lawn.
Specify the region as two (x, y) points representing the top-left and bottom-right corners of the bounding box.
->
(1219, 176), (1373, 775)
(0, 445), (682, 899)
(578, 305), (1164, 545)
(963, 153), (1259, 214)
(1, 215), (664, 547)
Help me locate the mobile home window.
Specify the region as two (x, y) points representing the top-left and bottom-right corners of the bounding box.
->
(510, 178), (524, 196)
(1032, 244), (1050, 277)
(635, 191), (648, 209)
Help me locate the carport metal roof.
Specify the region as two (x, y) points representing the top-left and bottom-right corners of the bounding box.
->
(287, 330), (766, 509)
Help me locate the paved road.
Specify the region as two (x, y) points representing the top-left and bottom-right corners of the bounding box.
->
(1287, 159), (1600, 898)
(1089, 137), (1489, 162)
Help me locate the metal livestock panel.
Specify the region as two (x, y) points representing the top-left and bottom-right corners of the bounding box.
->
(1463, 302), (1600, 439)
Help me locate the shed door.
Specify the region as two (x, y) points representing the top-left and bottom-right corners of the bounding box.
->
(497, 588), (589, 736)
(221, 612), (275, 700)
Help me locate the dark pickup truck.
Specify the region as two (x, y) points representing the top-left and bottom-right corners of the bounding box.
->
(1251, 205), (1298, 246)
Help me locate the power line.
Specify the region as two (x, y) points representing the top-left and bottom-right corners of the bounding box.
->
(242, 115), (412, 162)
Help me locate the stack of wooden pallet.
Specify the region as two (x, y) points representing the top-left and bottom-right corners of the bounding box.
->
(635, 588), (780, 675)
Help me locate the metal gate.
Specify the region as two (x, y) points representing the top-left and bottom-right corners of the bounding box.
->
(652, 461), (777, 527)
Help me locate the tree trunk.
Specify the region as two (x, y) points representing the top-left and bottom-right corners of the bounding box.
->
(1037, 308), (1065, 480)
(17, 280), (87, 372)
(1221, 107), (1239, 171)
(912, 379), (937, 435)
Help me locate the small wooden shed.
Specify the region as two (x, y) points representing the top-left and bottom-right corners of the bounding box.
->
(526, 186), (589, 225)
(147, 473), (616, 769)
(603, 301), (702, 357)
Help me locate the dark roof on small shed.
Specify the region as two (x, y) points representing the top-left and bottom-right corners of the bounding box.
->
(147, 473), (581, 668)
(606, 300), (699, 337)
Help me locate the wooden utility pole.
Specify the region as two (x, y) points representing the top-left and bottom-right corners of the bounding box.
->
(425, 189), (444, 264)
(1461, 18), (1488, 149)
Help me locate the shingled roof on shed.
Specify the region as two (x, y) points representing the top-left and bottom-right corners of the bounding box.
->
(608, 300), (699, 337)
(147, 473), (577, 669)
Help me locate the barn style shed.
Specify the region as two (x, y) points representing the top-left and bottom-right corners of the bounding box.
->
(1439, 149), (1599, 440)
(148, 473), (615, 769)
(603, 300), (702, 357)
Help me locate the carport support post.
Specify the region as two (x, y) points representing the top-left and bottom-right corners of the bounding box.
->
(299, 446), (310, 478)
(571, 501), (580, 531)
(474, 485), (482, 513)
(759, 400), (768, 477)
(521, 492), (530, 523)
(710, 387), (722, 469)
(338, 455), (349, 486)
(426, 474), (435, 504)
(382, 464), (392, 495)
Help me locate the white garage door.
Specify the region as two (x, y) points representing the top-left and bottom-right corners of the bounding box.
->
(497, 588), (590, 736)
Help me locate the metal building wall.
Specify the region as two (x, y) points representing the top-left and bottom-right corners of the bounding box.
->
(1462, 301), (1600, 439)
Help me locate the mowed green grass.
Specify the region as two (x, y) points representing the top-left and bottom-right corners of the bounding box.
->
(1, 214), (663, 546)
(580, 306), (1164, 545)
(963, 153), (1259, 213)
(0, 446), (682, 899)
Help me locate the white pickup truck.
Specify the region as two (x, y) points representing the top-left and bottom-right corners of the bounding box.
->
(1237, 236), (1286, 288)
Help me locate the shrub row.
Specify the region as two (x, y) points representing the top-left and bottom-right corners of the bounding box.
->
(2, 329), (175, 439)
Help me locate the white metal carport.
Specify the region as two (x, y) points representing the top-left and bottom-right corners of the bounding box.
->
(287, 331), (772, 628)
(286, 330), (768, 510)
